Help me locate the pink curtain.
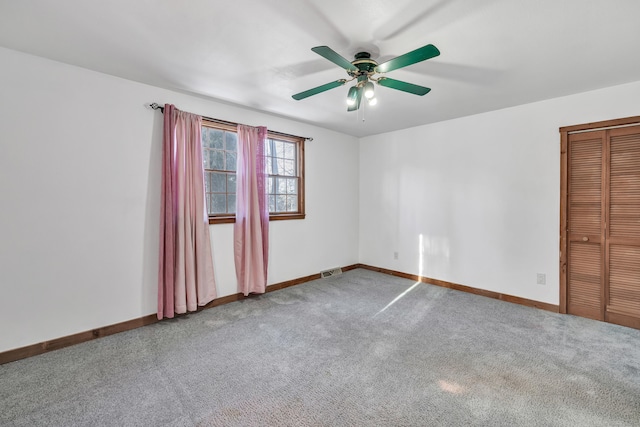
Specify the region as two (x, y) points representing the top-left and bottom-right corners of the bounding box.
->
(234, 125), (269, 295)
(158, 104), (217, 319)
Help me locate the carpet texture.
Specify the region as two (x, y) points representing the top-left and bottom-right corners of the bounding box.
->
(1, 269), (639, 426)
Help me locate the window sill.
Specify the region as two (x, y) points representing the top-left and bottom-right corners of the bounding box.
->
(209, 213), (306, 224)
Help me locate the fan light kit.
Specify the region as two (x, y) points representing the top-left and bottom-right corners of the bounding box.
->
(292, 44), (440, 112)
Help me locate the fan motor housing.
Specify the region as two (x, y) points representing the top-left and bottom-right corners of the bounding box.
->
(349, 51), (377, 76)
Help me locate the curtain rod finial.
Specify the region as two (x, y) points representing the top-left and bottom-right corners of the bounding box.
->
(149, 102), (164, 112)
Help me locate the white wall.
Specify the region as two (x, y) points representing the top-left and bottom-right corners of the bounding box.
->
(3, 43), (639, 354)
(0, 47), (360, 353)
(359, 80), (640, 305)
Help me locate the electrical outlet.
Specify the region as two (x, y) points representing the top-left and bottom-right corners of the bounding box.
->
(537, 273), (546, 285)
(393, 252), (399, 260)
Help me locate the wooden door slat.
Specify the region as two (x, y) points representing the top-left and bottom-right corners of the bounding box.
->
(607, 130), (640, 322)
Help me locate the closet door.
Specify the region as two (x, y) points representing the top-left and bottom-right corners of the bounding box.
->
(567, 131), (606, 321)
(606, 126), (640, 328)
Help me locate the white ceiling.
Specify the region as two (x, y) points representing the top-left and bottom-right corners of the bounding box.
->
(1, 0), (640, 137)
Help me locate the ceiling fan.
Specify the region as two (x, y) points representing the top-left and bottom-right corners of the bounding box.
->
(292, 44), (440, 111)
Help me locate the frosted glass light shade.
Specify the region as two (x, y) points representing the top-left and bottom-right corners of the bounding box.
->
(364, 81), (375, 99)
(346, 86), (358, 105)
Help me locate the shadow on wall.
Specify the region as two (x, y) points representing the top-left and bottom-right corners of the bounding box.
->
(141, 108), (164, 315)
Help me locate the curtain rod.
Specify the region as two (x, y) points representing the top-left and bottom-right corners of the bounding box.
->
(149, 103), (313, 142)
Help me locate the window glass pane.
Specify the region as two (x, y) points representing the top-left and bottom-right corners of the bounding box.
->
(212, 194), (227, 214)
(275, 141), (285, 158)
(201, 128), (210, 148)
(276, 159), (285, 175)
(269, 195), (276, 213)
(276, 195), (287, 212)
(207, 194), (213, 215)
(225, 132), (237, 152)
(265, 157), (272, 174)
(204, 171), (211, 193)
(211, 129), (218, 148)
(203, 128), (209, 147)
(264, 139), (273, 156)
(211, 172), (226, 192)
(284, 142), (295, 159)
(227, 195), (236, 213)
(211, 129), (224, 149)
(286, 196), (298, 212)
(267, 177), (274, 194)
(202, 149), (210, 169)
(286, 178), (297, 195)
(277, 177), (287, 194)
(212, 150), (225, 170)
(284, 159), (295, 176)
(226, 152), (237, 172)
(227, 174), (237, 194)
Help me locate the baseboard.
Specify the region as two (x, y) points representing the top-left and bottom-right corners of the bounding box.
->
(0, 264), (360, 365)
(0, 314), (160, 366)
(355, 264), (559, 313)
(1, 263), (555, 365)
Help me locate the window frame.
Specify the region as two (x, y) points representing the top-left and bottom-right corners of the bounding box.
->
(202, 119), (306, 224)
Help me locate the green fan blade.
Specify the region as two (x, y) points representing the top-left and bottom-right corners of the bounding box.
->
(292, 79), (346, 100)
(347, 86), (363, 112)
(377, 77), (431, 96)
(375, 44), (440, 73)
(312, 46), (358, 72)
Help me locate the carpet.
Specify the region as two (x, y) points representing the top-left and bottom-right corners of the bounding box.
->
(1, 269), (639, 426)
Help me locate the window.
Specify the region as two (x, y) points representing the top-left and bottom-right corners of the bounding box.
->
(202, 120), (305, 223)
(266, 138), (300, 214)
(202, 125), (237, 216)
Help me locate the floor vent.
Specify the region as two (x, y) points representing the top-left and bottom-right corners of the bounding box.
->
(320, 267), (342, 279)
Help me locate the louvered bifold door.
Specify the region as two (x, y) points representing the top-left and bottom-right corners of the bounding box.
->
(606, 126), (640, 328)
(567, 131), (605, 321)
